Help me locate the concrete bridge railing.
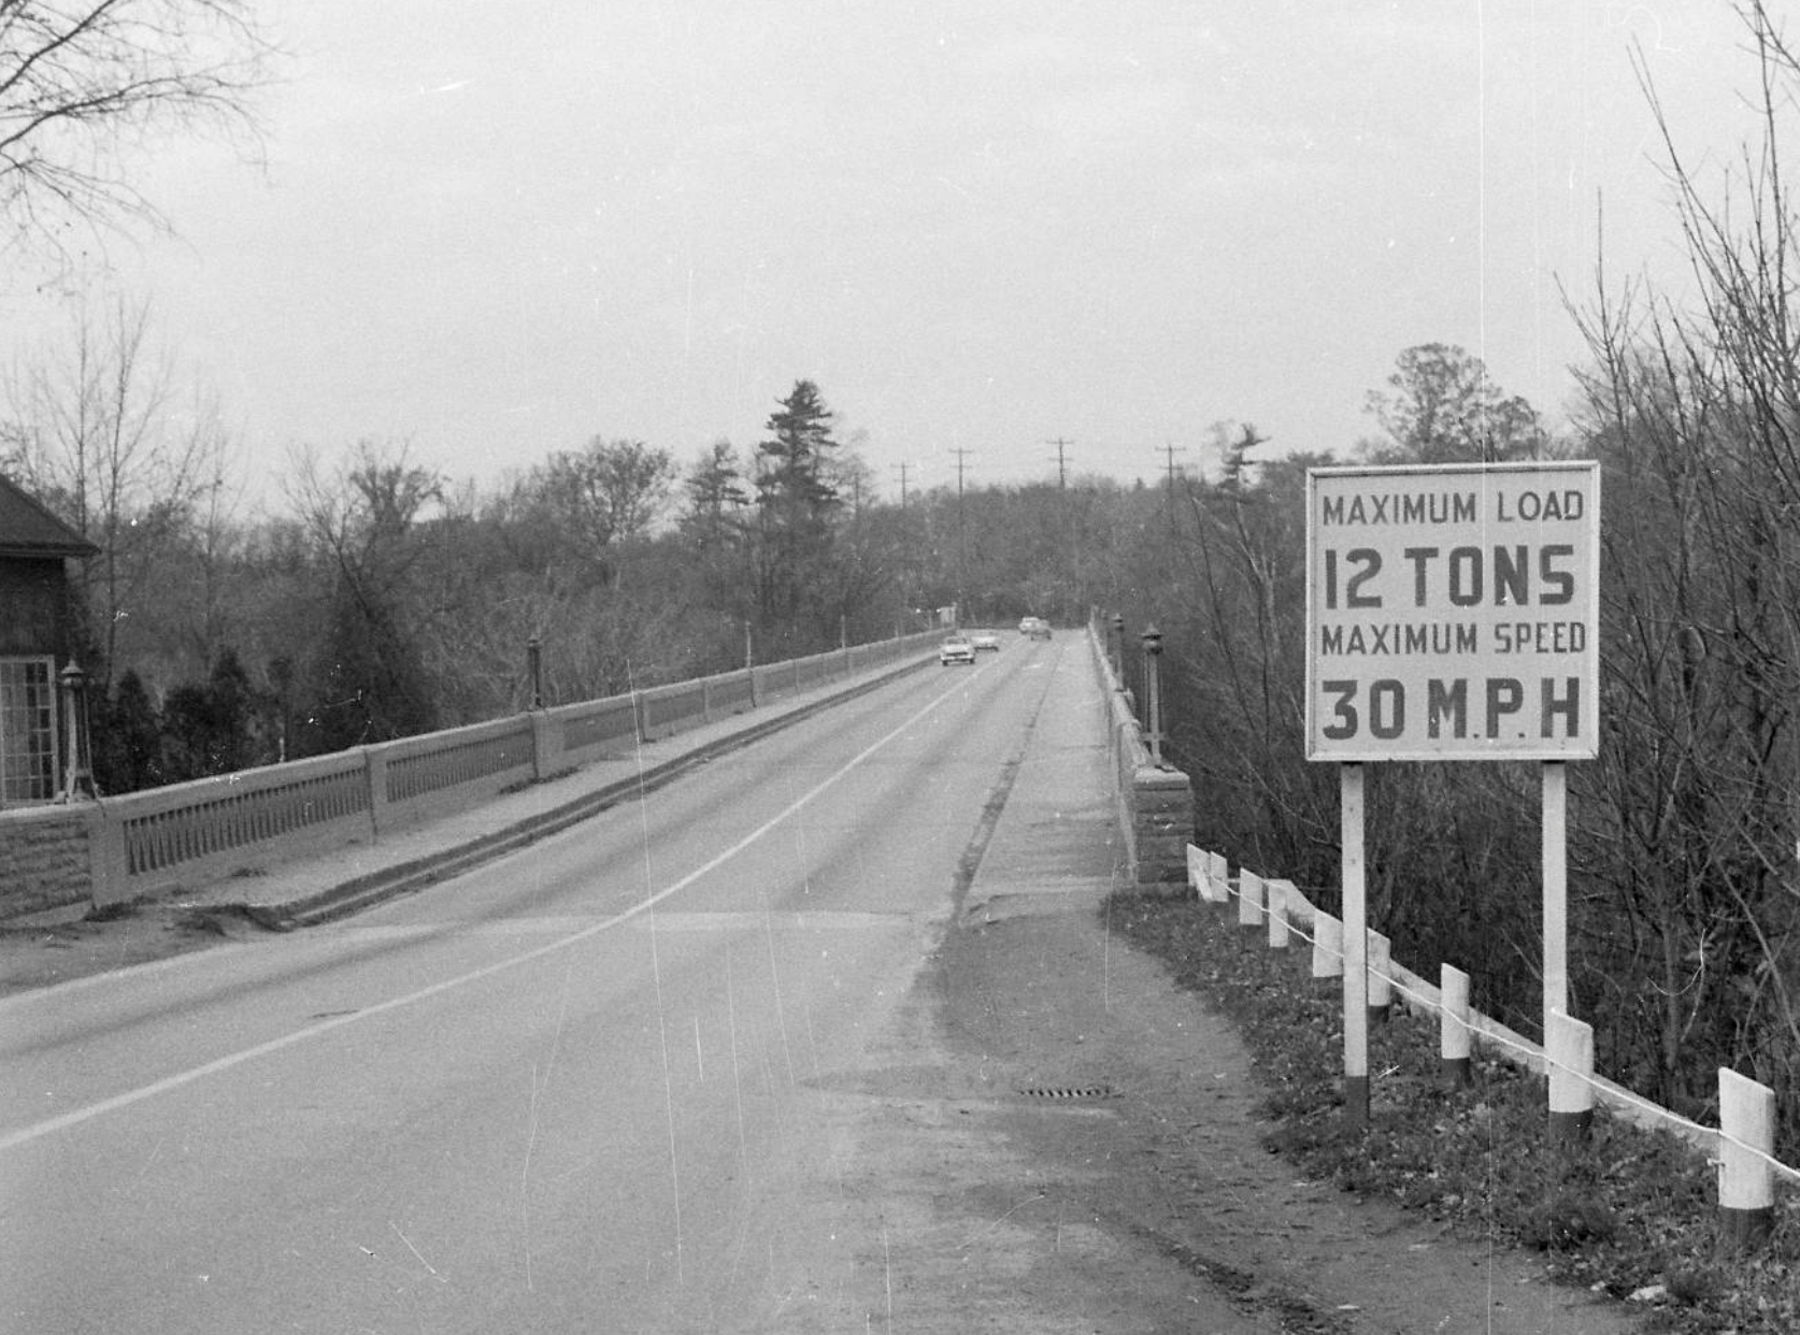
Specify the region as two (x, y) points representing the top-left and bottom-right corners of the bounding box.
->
(0, 633), (942, 919)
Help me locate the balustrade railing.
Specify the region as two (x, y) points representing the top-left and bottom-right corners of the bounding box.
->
(52, 632), (939, 908)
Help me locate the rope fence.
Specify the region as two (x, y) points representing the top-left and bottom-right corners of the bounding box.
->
(1186, 844), (1797, 1240)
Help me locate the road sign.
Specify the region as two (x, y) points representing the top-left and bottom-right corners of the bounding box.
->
(1305, 461), (1600, 762)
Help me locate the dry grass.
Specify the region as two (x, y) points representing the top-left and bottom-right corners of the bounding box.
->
(1105, 894), (1800, 1334)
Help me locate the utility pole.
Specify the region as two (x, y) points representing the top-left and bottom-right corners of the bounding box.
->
(951, 448), (973, 494)
(892, 461), (913, 630)
(1160, 442), (1188, 526)
(1160, 441), (1187, 490)
(951, 447), (973, 624)
(1047, 437), (1072, 490)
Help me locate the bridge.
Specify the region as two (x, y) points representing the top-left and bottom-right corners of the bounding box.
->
(0, 620), (1192, 925)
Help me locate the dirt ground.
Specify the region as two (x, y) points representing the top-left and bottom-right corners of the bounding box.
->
(0, 900), (243, 995)
(914, 891), (1647, 1333)
(0, 895), (1647, 1333)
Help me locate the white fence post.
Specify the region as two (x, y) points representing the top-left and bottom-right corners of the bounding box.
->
(1312, 911), (1342, 981)
(1367, 930), (1392, 1025)
(1237, 869), (1264, 930)
(1164, 853), (1800, 1201)
(1718, 1068), (1776, 1250)
(1547, 1010), (1595, 1144)
(1187, 845), (1227, 904)
(1186, 844), (1207, 899)
(1441, 964), (1471, 1086)
(1266, 879), (1292, 951)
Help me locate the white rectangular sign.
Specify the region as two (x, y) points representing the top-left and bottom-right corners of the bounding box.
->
(1305, 461), (1600, 761)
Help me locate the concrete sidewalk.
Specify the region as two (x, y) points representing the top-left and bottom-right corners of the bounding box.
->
(960, 641), (1127, 922)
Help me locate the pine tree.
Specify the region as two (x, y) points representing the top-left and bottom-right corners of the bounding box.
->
(756, 380), (839, 515)
(751, 381), (842, 643)
(92, 670), (162, 792)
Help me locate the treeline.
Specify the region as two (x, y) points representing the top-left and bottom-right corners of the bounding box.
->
(1, 368), (1143, 787)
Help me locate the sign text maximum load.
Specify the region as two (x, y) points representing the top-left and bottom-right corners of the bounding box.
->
(1304, 462), (1600, 762)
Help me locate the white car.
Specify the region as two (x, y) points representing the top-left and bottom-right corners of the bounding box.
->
(971, 630), (1000, 652)
(939, 635), (976, 666)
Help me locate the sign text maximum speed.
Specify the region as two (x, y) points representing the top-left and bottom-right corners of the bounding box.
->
(1304, 462), (1600, 762)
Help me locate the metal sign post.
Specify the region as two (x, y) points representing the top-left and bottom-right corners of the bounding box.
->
(1304, 462), (1600, 1130)
(1341, 762), (1369, 1128)
(1543, 760), (1568, 1042)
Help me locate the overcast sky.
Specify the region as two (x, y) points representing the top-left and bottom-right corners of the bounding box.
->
(0, 1), (1773, 502)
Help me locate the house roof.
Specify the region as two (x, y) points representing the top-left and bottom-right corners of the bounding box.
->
(0, 472), (98, 559)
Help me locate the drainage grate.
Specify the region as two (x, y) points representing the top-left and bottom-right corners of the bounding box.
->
(1018, 1084), (1119, 1101)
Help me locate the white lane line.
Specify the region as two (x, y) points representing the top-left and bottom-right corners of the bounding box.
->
(627, 911), (907, 932)
(0, 672), (974, 1154)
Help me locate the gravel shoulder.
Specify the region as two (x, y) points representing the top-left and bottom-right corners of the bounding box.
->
(910, 889), (1646, 1334)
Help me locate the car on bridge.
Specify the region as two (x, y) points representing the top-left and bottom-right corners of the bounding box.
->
(1019, 617), (1052, 640)
(939, 635), (977, 666)
(971, 630), (1000, 652)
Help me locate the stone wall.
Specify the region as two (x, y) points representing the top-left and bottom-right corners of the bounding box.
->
(0, 806), (90, 918)
(1130, 763), (1195, 888)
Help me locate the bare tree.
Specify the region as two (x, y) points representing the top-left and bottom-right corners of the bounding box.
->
(286, 440), (446, 618)
(518, 437), (675, 581)
(170, 393), (243, 668)
(0, 0), (272, 261)
(1361, 343), (1551, 464)
(1, 293), (226, 684)
(283, 441), (447, 747)
(1561, 0), (1800, 1125)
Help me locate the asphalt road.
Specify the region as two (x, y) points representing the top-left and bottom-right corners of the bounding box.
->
(1, 639), (1113, 1332)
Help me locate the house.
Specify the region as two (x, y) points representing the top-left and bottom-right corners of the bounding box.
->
(0, 472), (97, 806)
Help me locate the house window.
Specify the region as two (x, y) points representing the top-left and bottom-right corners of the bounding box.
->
(0, 657), (59, 804)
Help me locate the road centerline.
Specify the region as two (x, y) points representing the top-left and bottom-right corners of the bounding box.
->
(0, 670), (979, 1154)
